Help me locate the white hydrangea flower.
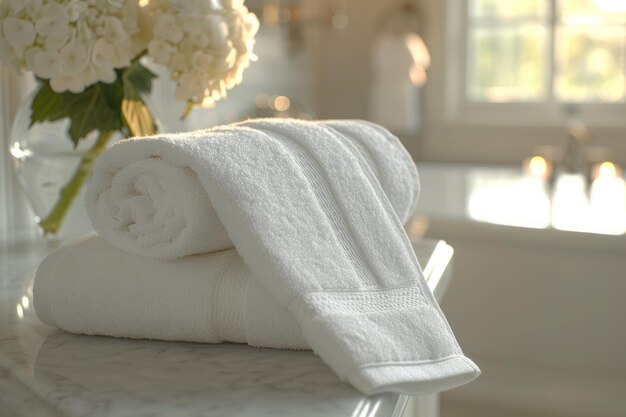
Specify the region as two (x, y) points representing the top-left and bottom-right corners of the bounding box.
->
(148, 39), (175, 65)
(3, 17), (36, 49)
(145, 0), (259, 104)
(50, 73), (86, 94)
(33, 50), (63, 78)
(67, 1), (88, 22)
(0, 0), (145, 93)
(102, 16), (127, 44)
(175, 71), (208, 101)
(23, 45), (42, 69)
(154, 13), (183, 43)
(92, 39), (116, 69)
(0, 0), (258, 103)
(43, 35), (69, 52)
(34, 3), (70, 39)
(60, 39), (88, 71)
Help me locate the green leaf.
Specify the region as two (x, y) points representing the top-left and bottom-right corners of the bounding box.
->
(124, 61), (157, 94)
(64, 83), (123, 145)
(28, 63), (156, 146)
(30, 82), (68, 126)
(101, 77), (124, 111)
(121, 62), (157, 137)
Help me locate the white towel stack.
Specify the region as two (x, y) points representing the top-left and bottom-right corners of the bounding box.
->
(34, 118), (479, 396)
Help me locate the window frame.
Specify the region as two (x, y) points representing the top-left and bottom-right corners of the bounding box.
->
(444, 0), (626, 129)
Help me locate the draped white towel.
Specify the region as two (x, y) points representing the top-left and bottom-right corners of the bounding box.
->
(40, 119), (479, 395)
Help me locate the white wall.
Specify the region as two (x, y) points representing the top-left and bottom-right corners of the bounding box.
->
(306, 0), (385, 120)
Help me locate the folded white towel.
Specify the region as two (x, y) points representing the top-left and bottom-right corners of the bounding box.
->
(77, 118), (479, 395)
(34, 234), (309, 349)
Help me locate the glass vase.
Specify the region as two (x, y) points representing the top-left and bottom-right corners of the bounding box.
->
(9, 92), (121, 242)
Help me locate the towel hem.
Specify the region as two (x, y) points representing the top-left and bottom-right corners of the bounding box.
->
(346, 355), (481, 396)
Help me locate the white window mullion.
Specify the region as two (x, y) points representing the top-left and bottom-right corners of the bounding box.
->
(444, 0), (469, 118)
(461, 0), (471, 110)
(546, 0), (557, 104)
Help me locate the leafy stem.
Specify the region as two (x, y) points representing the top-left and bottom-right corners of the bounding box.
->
(181, 100), (194, 121)
(38, 130), (114, 235)
(30, 61), (158, 235)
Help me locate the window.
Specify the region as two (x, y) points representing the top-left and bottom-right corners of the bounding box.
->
(468, 0), (626, 103)
(445, 0), (626, 127)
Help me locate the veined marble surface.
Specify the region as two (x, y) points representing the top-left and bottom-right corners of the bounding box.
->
(0, 231), (452, 417)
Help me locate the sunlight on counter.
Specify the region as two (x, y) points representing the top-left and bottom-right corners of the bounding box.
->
(468, 173), (551, 229)
(466, 167), (626, 235)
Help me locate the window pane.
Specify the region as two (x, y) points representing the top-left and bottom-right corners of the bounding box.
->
(555, 27), (626, 102)
(559, 0), (626, 24)
(470, 0), (547, 19)
(468, 26), (546, 102)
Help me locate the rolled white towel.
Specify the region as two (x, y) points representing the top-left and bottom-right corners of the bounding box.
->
(85, 119), (419, 260)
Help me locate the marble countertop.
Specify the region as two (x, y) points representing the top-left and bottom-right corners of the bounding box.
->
(0, 231), (453, 417)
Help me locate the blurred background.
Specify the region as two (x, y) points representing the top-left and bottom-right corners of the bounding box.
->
(2, 1), (626, 416)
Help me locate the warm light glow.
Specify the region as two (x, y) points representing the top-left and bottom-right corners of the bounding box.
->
(16, 304), (24, 318)
(589, 162), (626, 234)
(467, 173), (551, 229)
(273, 96), (291, 112)
(594, 0), (626, 12)
(139, 0), (150, 6)
(405, 34), (431, 87)
(464, 167), (625, 235)
(263, 0), (280, 26)
(406, 34), (431, 68)
(598, 161), (618, 179)
(10, 142), (31, 159)
(200, 96), (216, 109)
(21, 295), (29, 309)
(528, 156), (548, 178)
(409, 67), (427, 87)
(551, 174), (591, 233)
